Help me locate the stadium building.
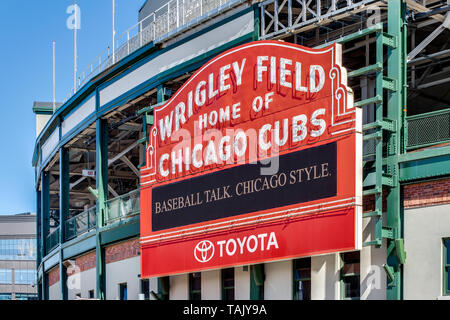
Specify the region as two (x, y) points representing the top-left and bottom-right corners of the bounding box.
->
(33, 0), (450, 300)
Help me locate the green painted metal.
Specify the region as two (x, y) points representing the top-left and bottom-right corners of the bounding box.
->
(36, 189), (42, 299)
(59, 147), (69, 300)
(315, 23), (383, 49)
(406, 108), (450, 150)
(95, 118), (109, 300)
(250, 264), (264, 300)
(400, 153), (450, 182)
(354, 95), (382, 108)
(348, 62), (382, 78)
(253, 2), (260, 41)
(62, 231), (96, 260)
(99, 219), (140, 246)
(41, 172), (50, 257)
(385, 0), (406, 300)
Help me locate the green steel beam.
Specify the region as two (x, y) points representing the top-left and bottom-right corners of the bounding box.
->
(400, 153), (450, 182)
(59, 147), (69, 300)
(348, 62), (382, 78)
(315, 23), (383, 48)
(385, 0), (407, 300)
(96, 118), (109, 300)
(99, 219), (140, 246)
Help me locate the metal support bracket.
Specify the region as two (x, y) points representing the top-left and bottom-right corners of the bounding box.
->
(383, 33), (397, 49)
(383, 76), (398, 91)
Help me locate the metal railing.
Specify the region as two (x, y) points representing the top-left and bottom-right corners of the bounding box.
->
(45, 226), (60, 254)
(65, 207), (97, 241)
(407, 108), (450, 150)
(64, 0), (235, 102)
(104, 189), (140, 225)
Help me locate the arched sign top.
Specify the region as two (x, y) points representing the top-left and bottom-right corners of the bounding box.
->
(140, 40), (361, 278)
(142, 40), (355, 185)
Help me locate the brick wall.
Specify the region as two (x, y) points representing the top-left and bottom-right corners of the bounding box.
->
(66, 251), (96, 276)
(404, 178), (450, 209)
(105, 238), (140, 264)
(48, 266), (60, 287)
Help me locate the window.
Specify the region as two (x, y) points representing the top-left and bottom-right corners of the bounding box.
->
(14, 269), (36, 285)
(0, 269), (12, 285)
(340, 251), (360, 300)
(89, 290), (95, 299)
(119, 283), (128, 300)
(222, 268), (235, 300)
(141, 279), (150, 300)
(15, 293), (38, 300)
(189, 272), (201, 300)
(158, 277), (170, 300)
(0, 239), (36, 260)
(0, 294), (11, 300)
(444, 239), (450, 296)
(293, 258), (311, 300)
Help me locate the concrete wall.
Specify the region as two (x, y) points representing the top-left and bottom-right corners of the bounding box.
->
(67, 268), (96, 300)
(169, 274), (189, 300)
(311, 254), (340, 300)
(49, 282), (60, 300)
(235, 266), (250, 300)
(360, 217), (387, 300)
(404, 203), (450, 300)
(264, 260), (292, 300)
(105, 256), (140, 300)
(201, 269), (221, 300)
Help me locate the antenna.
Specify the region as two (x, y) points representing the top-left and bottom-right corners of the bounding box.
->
(74, 0), (78, 94)
(52, 40), (56, 112)
(112, 0), (116, 64)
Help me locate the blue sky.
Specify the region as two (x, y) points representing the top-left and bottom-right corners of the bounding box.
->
(0, 0), (145, 214)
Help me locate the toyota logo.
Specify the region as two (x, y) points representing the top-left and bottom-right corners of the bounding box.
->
(194, 240), (214, 263)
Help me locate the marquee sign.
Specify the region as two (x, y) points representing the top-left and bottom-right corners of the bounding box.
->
(140, 40), (362, 278)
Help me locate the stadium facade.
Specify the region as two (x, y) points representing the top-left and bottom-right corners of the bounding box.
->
(33, 0), (450, 300)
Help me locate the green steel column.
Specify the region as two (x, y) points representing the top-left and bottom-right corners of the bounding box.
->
(59, 147), (69, 300)
(41, 171), (50, 258)
(36, 188), (42, 300)
(386, 0), (407, 300)
(41, 171), (50, 300)
(96, 118), (109, 300)
(253, 3), (260, 41)
(157, 85), (166, 103)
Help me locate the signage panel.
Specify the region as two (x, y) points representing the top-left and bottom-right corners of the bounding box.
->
(140, 40), (362, 278)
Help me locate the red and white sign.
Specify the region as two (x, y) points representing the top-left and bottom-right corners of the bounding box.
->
(140, 40), (362, 278)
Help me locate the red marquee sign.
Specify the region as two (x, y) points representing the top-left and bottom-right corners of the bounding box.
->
(140, 40), (362, 278)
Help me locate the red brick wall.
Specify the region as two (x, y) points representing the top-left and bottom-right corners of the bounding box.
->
(363, 188), (388, 213)
(404, 178), (450, 209)
(105, 238), (140, 264)
(48, 266), (60, 287)
(66, 251), (97, 276)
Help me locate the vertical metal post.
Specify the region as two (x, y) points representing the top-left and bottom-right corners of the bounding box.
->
(59, 147), (69, 300)
(52, 41), (56, 112)
(274, 0), (279, 33)
(96, 118), (109, 300)
(36, 188), (42, 300)
(176, 0), (180, 28)
(375, 31), (383, 246)
(168, 1), (170, 32)
(112, 0), (116, 64)
(74, 0), (78, 93)
(386, 0), (406, 300)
